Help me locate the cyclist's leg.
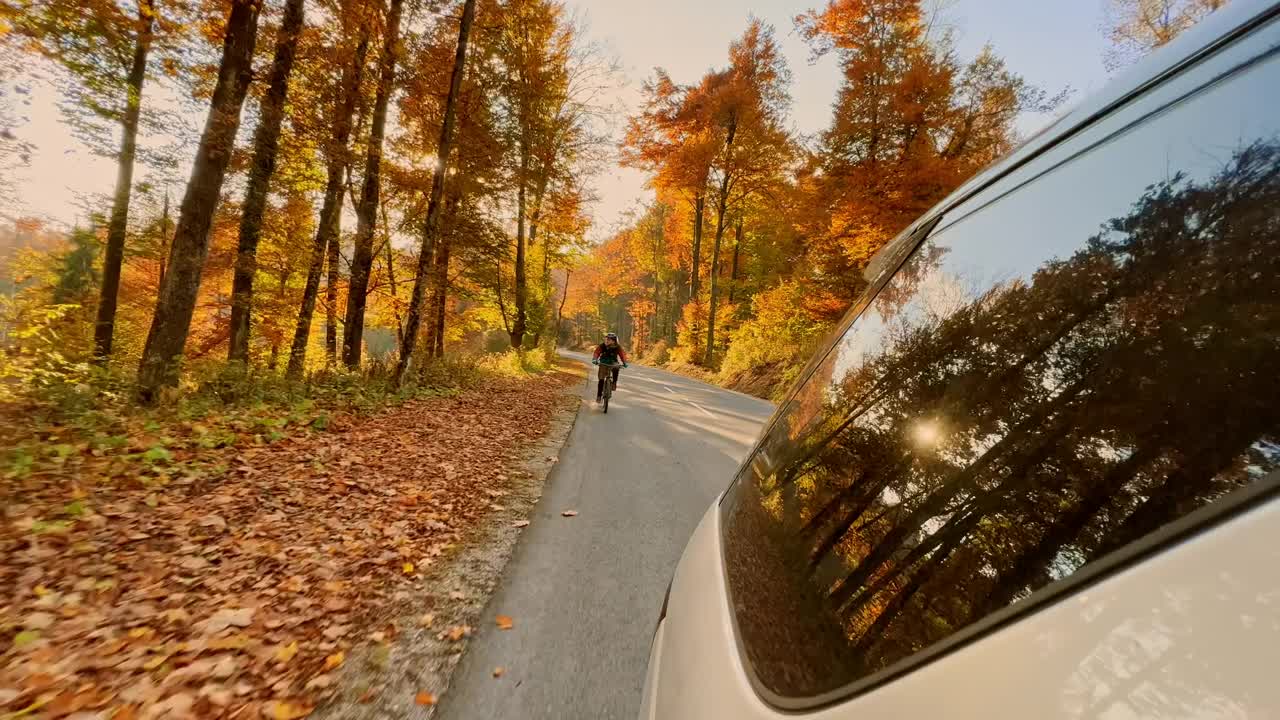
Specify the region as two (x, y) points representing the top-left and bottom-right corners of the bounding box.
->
(611, 366), (620, 389)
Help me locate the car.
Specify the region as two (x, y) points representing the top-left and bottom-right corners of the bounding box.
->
(638, 1), (1280, 718)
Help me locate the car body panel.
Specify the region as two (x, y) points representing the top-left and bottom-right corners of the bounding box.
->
(645, 496), (1280, 720)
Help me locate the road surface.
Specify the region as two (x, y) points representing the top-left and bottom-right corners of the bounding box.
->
(435, 352), (775, 720)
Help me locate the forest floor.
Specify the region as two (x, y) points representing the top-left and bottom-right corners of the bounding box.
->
(0, 362), (583, 719)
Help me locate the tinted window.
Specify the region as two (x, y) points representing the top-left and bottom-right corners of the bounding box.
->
(721, 31), (1280, 702)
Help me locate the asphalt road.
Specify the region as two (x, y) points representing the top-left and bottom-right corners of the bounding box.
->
(435, 352), (775, 720)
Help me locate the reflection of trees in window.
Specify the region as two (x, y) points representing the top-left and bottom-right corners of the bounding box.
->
(724, 140), (1280, 696)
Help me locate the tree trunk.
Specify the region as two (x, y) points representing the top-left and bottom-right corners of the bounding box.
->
(729, 216), (742, 303)
(156, 191), (170, 288)
(430, 231), (451, 358)
(325, 221), (339, 363)
(94, 0), (155, 360)
(704, 118), (737, 367)
(343, 0), (403, 368)
(554, 268), (569, 349)
(422, 190), (459, 359)
(511, 145), (529, 348)
(286, 28), (370, 379)
(690, 192), (704, 301)
(137, 0), (260, 401)
(396, 0), (476, 382)
(228, 0), (305, 364)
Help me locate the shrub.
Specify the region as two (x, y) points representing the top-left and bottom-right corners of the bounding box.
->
(718, 280), (834, 400)
(642, 339), (670, 366)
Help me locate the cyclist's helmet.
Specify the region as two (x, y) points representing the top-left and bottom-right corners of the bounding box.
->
(605, 332), (618, 341)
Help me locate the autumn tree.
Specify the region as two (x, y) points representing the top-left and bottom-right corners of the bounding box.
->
(342, 0), (404, 368)
(287, 1), (372, 378)
(702, 18), (791, 366)
(227, 0), (306, 364)
(397, 0), (478, 381)
(137, 0), (262, 400)
(796, 0), (1060, 301)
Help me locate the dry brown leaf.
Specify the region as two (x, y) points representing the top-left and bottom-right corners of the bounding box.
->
(495, 615), (514, 630)
(512, 520), (530, 528)
(414, 691), (437, 706)
(492, 666), (505, 678)
(357, 689), (377, 704)
(561, 510), (578, 517)
(418, 614), (435, 628)
(443, 625), (470, 642)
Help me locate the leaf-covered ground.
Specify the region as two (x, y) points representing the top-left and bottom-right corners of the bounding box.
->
(0, 368), (580, 719)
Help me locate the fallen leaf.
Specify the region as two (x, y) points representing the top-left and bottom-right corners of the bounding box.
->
(492, 667), (505, 678)
(305, 674), (332, 690)
(561, 510), (578, 517)
(402, 562), (414, 574)
(202, 607), (255, 634)
(266, 700), (312, 719)
(418, 614), (435, 628)
(199, 514), (228, 532)
(322, 651), (344, 671)
(275, 641), (299, 665)
(25, 611), (55, 630)
(495, 615), (514, 630)
(414, 692), (437, 706)
(357, 689), (376, 704)
(512, 520), (530, 528)
(443, 625), (470, 642)
(448, 591), (465, 601)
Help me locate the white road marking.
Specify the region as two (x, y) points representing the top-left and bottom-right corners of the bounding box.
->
(690, 402), (715, 418)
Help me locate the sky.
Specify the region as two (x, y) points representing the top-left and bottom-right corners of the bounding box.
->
(4, 0), (1114, 235)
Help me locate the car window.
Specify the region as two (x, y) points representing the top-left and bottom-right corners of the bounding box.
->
(720, 30), (1280, 704)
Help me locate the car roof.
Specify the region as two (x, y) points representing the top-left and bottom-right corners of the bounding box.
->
(863, 0), (1280, 282)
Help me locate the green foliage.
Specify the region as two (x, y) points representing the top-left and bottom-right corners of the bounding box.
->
(0, 302), (99, 406)
(478, 349), (549, 377)
(52, 227), (100, 304)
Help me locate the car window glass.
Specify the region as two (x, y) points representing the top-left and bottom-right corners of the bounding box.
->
(722, 36), (1280, 703)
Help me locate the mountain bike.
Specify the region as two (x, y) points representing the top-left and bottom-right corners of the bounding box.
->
(596, 361), (624, 413)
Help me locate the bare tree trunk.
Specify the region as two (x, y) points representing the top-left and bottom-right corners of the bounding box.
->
(511, 145), (529, 348)
(554, 268), (569, 349)
(422, 190), (458, 358)
(396, 0), (476, 382)
(689, 192), (704, 301)
(287, 28), (370, 379)
(729, 216), (742, 303)
(430, 232), (451, 358)
(228, 0), (305, 364)
(137, 0), (261, 401)
(325, 222), (339, 364)
(705, 119), (737, 366)
(156, 190), (170, 288)
(343, 0), (403, 368)
(94, 0), (155, 360)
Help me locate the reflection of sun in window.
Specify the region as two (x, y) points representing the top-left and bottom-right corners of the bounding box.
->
(912, 419), (942, 448)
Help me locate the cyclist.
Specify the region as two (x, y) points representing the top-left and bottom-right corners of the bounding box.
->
(591, 332), (629, 403)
